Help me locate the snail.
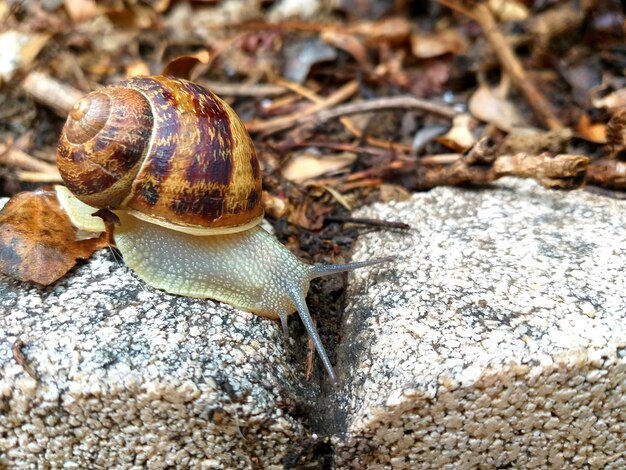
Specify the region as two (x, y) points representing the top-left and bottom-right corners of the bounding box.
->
(56, 75), (391, 385)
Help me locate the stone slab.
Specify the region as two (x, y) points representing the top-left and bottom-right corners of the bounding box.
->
(0, 251), (315, 468)
(333, 178), (626, 469)
(2, 178), (625, 468)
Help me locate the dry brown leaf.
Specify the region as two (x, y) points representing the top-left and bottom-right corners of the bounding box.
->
(64, 0), (98, 23)
(125, 60), (151, 78)
(411, 30), (468, 59)
(592, 88), (626, 111)
(281, 152), (356, 183)
(489, 0), (529, 22)
(347, 17), (412, 47)
(0, 189), (108, 286)
(321, 30), (370, 67)
(305, 183), (352, 210)
(283, 38), (337, 83)
(161, 50), (211, 80)
(469, 83), (528, 131)
(151, 0), (171, 13)
(435, 114), (476, 151)
(0, 2), (9, 23)
(575, 113), (607, 143)
(262, 191), (289, 219)
(106, 3), (156, 29)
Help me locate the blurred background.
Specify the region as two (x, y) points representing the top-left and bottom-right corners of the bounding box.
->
(0, 0), (625, 223)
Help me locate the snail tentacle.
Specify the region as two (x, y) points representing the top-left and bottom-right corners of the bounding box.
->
(307, 256), (396, 280)
(287, 285), (339, 386)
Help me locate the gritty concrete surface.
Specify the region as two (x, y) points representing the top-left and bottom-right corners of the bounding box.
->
(2, 179), (625, 469)
(332, 178), (626, 469)
(0, 250), (319, 469)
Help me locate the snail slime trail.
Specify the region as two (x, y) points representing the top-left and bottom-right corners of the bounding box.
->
(57, 75), (394, 385)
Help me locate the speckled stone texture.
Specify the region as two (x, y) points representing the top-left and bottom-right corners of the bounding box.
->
(2, 178), (625, 469)
(0, 251), (317, 468)
(332, 178), (626, 469)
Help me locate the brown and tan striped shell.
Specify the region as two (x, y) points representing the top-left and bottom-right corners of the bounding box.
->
(57, 75), (263, 235)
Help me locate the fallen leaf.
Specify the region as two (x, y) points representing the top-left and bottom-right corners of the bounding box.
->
(305, 183), (352, 210)
(321, 30), (370, 68)
(435, 114), (476, 151)
(412, 124), (449, 153)
(0, 189), (108, 286)
(281, 152), (356, 183)
(469, 83), (528, 131)
(592, 87), (626, 111)
(283, 38), (337, 83)
(268, 0), (322, 21)
(161, 50), (211, 80)
(0, 2), (8, 23)
(347, 17), (412, 47)
(262, 191), (289, 219)
(125, 60), (151, 78)
(0, 31), (50, 84)
(489, 0), (529, 22)
(64, 0), (98, 23)
(411, 30), (468, 59)
(105, 2), (156, 29)
(575, 113), (607, 143)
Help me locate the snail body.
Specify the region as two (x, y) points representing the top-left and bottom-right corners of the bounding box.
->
(57, 76), (390, 385)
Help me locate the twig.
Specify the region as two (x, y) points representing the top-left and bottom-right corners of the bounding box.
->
(340, 178), (385, 191)
(416, 151), (588, 190)
(419, 153), (463, 166)
(17, 170), (63, 183)
(493, 153), (588, 187)
(303, 95), (457, 128)
(274, 78), (362, 135)
(246, 80), (359, 134)
(276, 79), (414, 151)
(21, 71), (84, 117)
(436, 0), (478, 20)
(305, 317), (317, 382)
(325, 216), (411, 230)
(343, 160), (409, 183)
(200, 80), (288, 97)
(440, 1), (563, 130)
(12, 339), (37, 380)
(0, 146), (58, 173)
(287, 141), (401, 158)
(586, 158), (626, 190)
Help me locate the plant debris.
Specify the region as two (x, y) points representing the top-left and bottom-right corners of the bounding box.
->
(0, 188), (108, 285)
(12, 338), (37, 380)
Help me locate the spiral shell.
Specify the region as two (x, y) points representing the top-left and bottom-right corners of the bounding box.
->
(57, 75), (263, 235)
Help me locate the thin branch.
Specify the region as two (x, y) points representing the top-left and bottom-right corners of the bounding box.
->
(324, 216), (411, 230)
(200, 80), (288, 97)
(22, 71), (84, 117)
(245, 80), (359, 134)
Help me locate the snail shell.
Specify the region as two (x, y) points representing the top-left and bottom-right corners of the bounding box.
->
(57, 75), (263, 235)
